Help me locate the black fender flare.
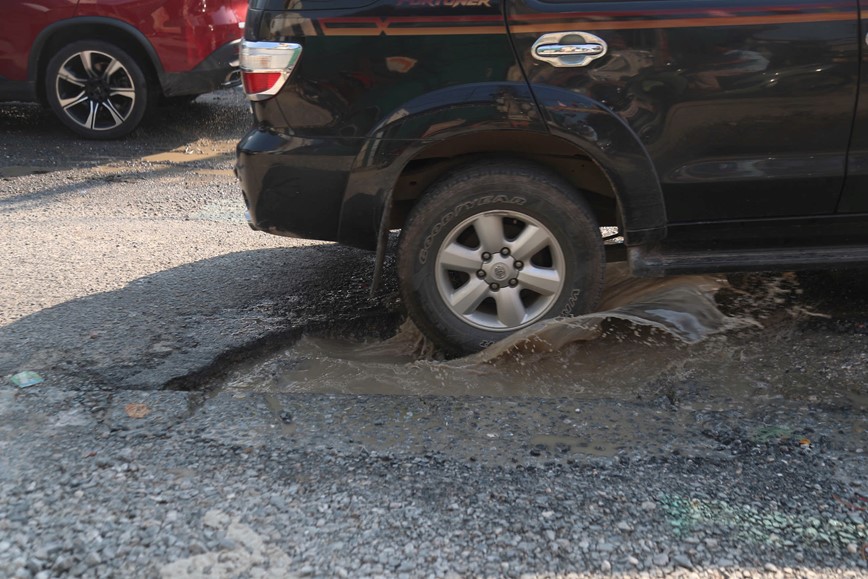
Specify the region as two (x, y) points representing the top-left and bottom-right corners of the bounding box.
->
(345, 83), (667, 249)
(530, 85), (667, 245)
(340, 83), (668, 290)
(337, 81), (548, 250)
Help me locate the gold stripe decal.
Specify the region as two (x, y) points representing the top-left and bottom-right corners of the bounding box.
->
(512, 12), (854, 34)
(397, 0), (492, 6)
(319, 16), (502, 36)
(318, 10), (853, 37)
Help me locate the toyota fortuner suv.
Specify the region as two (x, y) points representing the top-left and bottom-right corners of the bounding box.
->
(236, 0), (868, 355)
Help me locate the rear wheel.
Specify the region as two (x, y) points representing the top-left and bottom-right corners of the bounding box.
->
(45, 40), (149, 139)
(397, 161), (606, 355)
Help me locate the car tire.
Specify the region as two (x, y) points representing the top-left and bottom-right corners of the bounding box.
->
(397, 160), (606, 356)
(45, 40), (150, 139)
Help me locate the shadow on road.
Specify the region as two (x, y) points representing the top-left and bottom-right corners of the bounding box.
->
(0, 243), (400, 391)
(0, 152), (232, 211)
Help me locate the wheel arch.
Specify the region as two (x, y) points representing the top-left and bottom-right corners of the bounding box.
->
(388, 132), (620, 230)
(381, 122), (667, 247)
(337, 84), (668, 292)
(360, 128), (661, 293)
(530, 85), (668, 246)
(350, 83), (667, 248)
(29, 17), (165, 101)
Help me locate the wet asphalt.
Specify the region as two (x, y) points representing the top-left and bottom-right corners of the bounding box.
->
(0, 89), (866, 578)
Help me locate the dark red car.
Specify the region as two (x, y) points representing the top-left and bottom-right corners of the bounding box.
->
(0, 0), (247, 139)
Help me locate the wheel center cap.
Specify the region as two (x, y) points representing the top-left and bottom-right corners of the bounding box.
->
(482, 255), (517, 286)
(86, 80), (108, 102)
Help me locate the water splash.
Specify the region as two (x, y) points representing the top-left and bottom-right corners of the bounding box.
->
(460, 264), (757, 365)
(220, 265), (758, 397)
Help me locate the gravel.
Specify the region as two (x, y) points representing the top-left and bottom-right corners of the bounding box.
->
(0, 383), (866, 578)
(1, 89), (866, 578)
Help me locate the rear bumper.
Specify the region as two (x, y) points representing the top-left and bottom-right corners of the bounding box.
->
(160, 40), (242, 97)
(236, 128), (357, 243)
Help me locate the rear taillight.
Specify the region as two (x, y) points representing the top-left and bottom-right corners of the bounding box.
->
(242, 71), (283, 95)
(239, 40), (302, 101)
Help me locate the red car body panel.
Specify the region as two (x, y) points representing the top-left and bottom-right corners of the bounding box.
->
(0, 1), (79, 81)
(74, 0), (247, 74)
(0, 0), (246, 91)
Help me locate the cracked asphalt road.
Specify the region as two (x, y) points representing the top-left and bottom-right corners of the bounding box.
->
(1, 90), (866, 579)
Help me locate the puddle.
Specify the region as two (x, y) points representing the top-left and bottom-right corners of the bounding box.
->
(220, 265), (758, 399)
(211, 267), (868, 460)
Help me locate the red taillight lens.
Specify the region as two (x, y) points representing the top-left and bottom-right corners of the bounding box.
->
(242, 71), (282, 95)
(240, 41), (302, 101)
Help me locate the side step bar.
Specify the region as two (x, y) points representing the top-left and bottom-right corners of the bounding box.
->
(628, 244), (868, 277)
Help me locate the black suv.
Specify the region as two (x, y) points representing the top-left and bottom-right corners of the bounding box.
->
(236, 0), (868, 355)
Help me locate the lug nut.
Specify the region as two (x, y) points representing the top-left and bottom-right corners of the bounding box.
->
(476, 269), (486, 279)
(481, 252), (492, 261)
(489, 283), (500, 292)
(514, 260), (523, 270)
(500, 248), (510, 257)
(508, 278), (518, 287)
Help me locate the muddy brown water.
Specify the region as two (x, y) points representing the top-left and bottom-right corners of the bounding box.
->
(219, 265), (865, 406)
(213, 267), (868, 459)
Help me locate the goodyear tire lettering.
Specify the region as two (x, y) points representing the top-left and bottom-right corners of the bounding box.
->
(560, 288), (582, 316)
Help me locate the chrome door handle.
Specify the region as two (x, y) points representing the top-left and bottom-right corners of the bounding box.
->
(532, 32), (608, 68)
(536, 43), (605, 57)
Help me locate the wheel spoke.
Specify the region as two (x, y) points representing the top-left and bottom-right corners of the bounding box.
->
(103, 57), (124, 80)
(473, 214), (505, 252)
(109, 86), (135, 100)
(59, 91), (89, 111)
(432, 205), (569, 333)
(509, 224), (550, 262)
(84, 100), (99, 130)
(519, 265), (562, 296)
(494, 289), (527, 327)
(80, 51), (98, 79)
(101, 100), (125, 127)
(448, 278), (490, 315)
(439, 243), (481, 273)
(58, 67), (87, 87)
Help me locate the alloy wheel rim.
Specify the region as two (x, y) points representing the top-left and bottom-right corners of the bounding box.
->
(55, 50), (136, 132)
(434, 209), (566, 332)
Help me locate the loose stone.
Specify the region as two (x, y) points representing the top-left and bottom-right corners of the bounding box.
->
(674, 554), (693, 569)
(653, 554), (669, 567)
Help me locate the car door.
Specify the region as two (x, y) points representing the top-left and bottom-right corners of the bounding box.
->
(506, 0), (861, 223)
(838, 2), (868, 213)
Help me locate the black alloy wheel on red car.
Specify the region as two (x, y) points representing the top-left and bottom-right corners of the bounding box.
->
(45, 40), (150, 139)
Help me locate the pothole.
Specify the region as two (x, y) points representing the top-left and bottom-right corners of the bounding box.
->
(177, 268), (868, 461)
(212, 265), (761, 400)
(176, 267), (867, 413)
